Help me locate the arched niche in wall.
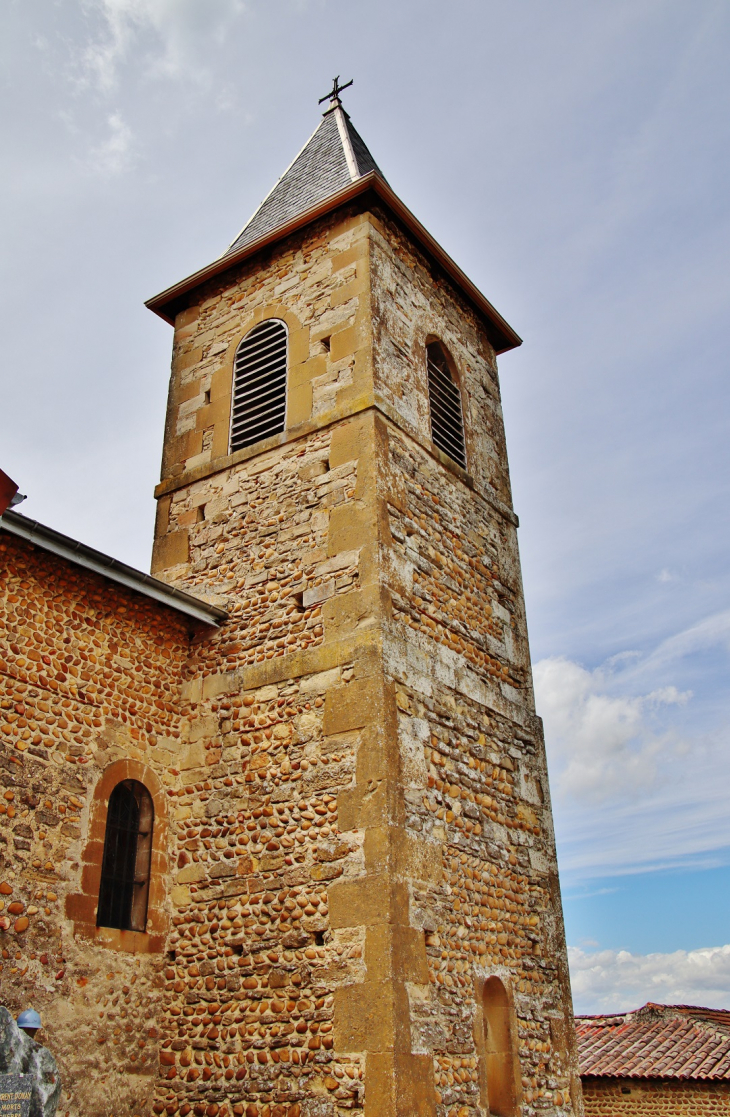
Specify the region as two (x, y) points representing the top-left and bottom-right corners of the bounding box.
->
(478, 975), (522, 1117)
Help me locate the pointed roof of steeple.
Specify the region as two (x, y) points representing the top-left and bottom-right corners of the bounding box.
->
(146, 90), (521, 354)
(225, 102), (385, 257)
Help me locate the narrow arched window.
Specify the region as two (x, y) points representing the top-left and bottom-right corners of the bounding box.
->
(230, 319), (288, 452)
(97, 780), (154, 932)
(482, 976), (521, 1117)
(427, 341), (466, 469)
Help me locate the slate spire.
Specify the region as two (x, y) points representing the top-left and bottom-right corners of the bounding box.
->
(224, 84), (385, 257)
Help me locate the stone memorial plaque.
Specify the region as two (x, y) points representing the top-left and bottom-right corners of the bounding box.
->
(0, 1074), (33, 1117)
(0, 1007), (61, 1117)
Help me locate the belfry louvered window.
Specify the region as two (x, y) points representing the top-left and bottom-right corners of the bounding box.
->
(427, 341), (466, 469)
(230, 319), (288, 452)
(97, 780), (153, 932)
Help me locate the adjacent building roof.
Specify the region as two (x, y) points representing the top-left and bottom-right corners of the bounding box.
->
(226, 104), (384, 256)
(1, 509), (226, 628)
(576, 1003), (730, 1081)
(146, 100), (522, 355)
(0, 468), (22, 515)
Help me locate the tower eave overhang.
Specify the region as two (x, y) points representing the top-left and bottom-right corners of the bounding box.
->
(145, 172), (522, 355)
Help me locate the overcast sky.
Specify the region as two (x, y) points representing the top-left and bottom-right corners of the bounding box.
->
(2, 0), (729, 1013)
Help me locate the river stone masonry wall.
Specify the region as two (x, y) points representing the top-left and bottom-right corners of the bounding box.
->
(148, 200), (582, 1117)
(581, 1077), (730, 1115)
(0, 193), (581, 1117)
(0, 533), (188, 1117)
(371, 207), (581, 1114)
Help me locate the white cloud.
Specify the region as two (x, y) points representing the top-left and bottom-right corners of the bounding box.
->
(80, 0), (246, 90)
(534, 612), (730, 880)
(646, 608), (730, 670)
(87, 112), (134, 175)
(556, 764), (730, 880)
(569, 942), (730, 1014)
(533, 655), (690, 802)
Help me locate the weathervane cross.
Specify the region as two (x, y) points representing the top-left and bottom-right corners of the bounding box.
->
(318, 76), (353, 107)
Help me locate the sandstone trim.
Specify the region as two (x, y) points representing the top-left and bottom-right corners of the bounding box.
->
(66, 759), (170, 953)
(154, 398), (518, 529)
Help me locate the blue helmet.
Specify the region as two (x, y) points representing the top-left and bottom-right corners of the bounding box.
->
(17, 1009), (42, 1030)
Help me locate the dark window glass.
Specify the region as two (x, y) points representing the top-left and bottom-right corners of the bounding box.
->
(97, 780), (154, 932)
(427, 342), (467, 469)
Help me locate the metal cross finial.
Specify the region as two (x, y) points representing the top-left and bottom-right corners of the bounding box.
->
(318, 76), (353, 107)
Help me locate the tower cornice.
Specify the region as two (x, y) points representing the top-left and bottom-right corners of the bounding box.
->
(145, 171), (522, 355)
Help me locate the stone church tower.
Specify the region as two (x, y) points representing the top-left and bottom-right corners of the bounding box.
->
(142, 88), (582, 1116)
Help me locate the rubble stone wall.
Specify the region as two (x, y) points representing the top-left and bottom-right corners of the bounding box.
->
(146, 202), (387, 1117)
(370, 213), (582, 1116)
(154, 206), (374, 504)
(582, 1076), (730, 1114)
(368, 206), (513, 508)
(0, 532), (189, 1117)
(0, 194), (582, 1117)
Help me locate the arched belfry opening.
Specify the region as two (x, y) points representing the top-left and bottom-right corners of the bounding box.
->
(482, 976), (521, 1116)
(230, 318), (288, 452)
(426, 340), (466, 469)
(96, 779), (154, 933)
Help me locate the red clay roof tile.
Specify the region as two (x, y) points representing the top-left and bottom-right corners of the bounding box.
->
(576, 1004), (730, 1080)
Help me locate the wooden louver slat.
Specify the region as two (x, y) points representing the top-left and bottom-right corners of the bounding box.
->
(230, 320), (288, 452)
(427, 343), (466, 469)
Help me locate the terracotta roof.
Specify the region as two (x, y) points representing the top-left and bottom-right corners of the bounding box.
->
(576, 1003), (730, 1080)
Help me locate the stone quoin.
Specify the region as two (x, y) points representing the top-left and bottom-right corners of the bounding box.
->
(0, 89), (583, 1117)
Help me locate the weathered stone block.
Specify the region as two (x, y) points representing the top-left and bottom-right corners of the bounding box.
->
(333, 981), (395, 1050)
(328, 874), (391, 928)
(150, 529), (189, 573)
(322, 677), (383, 735)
